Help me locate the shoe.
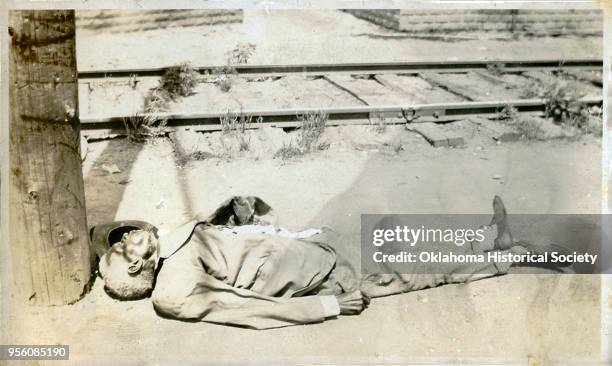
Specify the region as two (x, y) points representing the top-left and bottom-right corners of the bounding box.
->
(489, 196), (514, 250)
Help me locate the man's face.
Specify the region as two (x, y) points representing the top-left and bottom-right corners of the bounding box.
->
(100, 231), (158, 300)
(123, 230), (158, 261)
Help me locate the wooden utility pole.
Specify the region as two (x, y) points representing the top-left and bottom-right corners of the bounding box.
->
(9, 10), (92, 305)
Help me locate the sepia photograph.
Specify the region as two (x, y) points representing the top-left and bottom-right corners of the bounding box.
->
(1, 2), (610, 365)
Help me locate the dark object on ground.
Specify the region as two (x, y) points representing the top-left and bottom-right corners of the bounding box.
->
(90, 220), (159, 260)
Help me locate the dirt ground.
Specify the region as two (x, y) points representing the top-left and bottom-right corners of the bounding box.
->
(6, 124), (604, 365)
(75, 10), (601, 71)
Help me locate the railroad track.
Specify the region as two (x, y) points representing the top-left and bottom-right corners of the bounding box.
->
(78, 58), (603, 138)
(81, 97), (603, 136)
(78, 59), (603, 80)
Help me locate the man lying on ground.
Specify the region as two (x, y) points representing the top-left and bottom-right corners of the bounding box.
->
(98, 196), (570, 329)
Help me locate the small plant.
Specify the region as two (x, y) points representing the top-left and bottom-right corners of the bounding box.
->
(511, 116), (546, 140)
(128, 73), (139, 90)
(520, 79), (543, 99)
(174, 150), (217, 168)
(145, 88), (172, 115)
(298, 110), (328, 153)
(122, 88), (171, 141)
(272, 111), (328, 159)
(212, 65), (238, 92)
(121, 63), (199, 141)
(541, 81), (589, 129)
(499, 104), (519, 120)
(227, 43), (256, 65)
(121, 92), (169, 140)
(274, 142), (303, 160)
(121, 113), (163, 142)
(218, 135), (234, 160)
(318, 141), (331, 151)
(499, 105), (546, 140)
(220, 110), (259, 134)
(220, 111), (236, 135)
(238, 136), (251, 152)
(219, 111), (263, 154)
(158, 62), (199, 99)
(520, 77), (591, 130)
(212, 43), (257, 92)
(369, 112), (387, 134)
(217, 76), (233, 93)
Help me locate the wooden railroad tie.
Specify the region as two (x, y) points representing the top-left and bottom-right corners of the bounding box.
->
(406, 122), (465, 148)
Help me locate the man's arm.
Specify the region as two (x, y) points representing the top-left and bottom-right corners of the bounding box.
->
(152, 272), (349, 330)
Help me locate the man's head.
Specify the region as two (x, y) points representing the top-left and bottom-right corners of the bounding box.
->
(99, 230), (159, 300)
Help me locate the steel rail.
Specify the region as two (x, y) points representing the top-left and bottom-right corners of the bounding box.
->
(77, 59), (603, 80)
(80, 97), (603, 134)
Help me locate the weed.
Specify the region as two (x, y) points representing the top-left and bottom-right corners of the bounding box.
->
(121, 89), (169, 141)
(145, 88), (172, 115)
(511, 116), (546, 140)
(500, 105), (519, 120)
(273, 110), (328, 159)
(212, 43), (257, 92)
(227, 43), (256, 65)
(519, 76), (591, 130)
(220, 110), (259, 134)
(217, 77), (233, 93)
(318, 141), (331, 151)
(238, 136), (251, 152)
(298, 110), (328, 153)
(218, 135), (234, 160)
(220, 112), (236, 135)
(499, 105), (546, 140)
(274, 142), (303, 160)
(520, 79), (543, 99)
(121, 113), (163, 142)
(212, 65), (238, 92)
(122, 86), (174, 141)
(121, 63), (199, 140)
(174, 150), (217, 168)
(159, 62), (199, 99)
(128, 73), (139, 90)
(219, 111), (263, 153)
(541, 82), (589, 128)
(369, 112), (387, 133)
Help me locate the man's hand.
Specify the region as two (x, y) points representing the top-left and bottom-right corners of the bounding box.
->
(336, 290), (370, 315)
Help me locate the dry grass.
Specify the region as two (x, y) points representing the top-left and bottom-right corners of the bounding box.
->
(499, 105), (546, 140)
(122, 63), (199, 141)
(297, 110), (328, 153)
(175, 150), (217, 168)
(122, 114), (160, 142)
(520, 76), (593, 132)
(273, 142), (303, 160)
(272, 111), (329, 160)
(220, 111), (263, 153)
(227, 43), (256, 65)
(220, 110), (261, 134)
(212, 43), (257, 93)
(212, 65), (238, 93)
(369, 112), (387, 134)
(122, 90), (170, 142)
(158, 62), (199, 99)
